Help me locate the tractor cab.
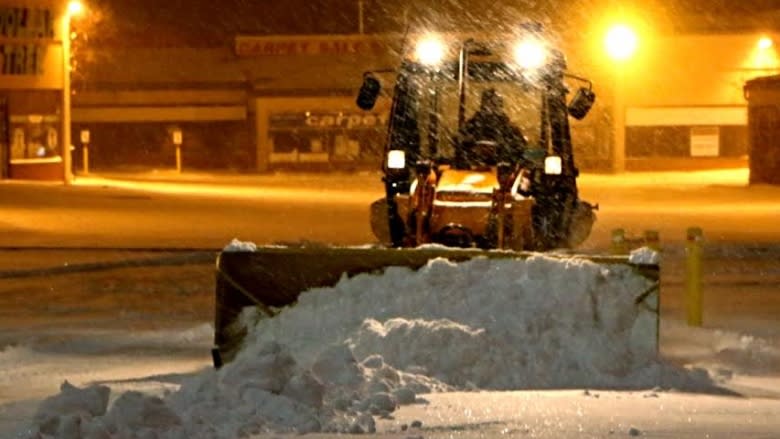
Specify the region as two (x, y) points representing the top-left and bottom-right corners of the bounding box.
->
(359, 30), (597, 250)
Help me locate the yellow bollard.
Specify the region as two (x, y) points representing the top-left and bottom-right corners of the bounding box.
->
(82, 144), (89, 175)
(611, 228), (627, 254)
(685, 227), (704, 327)
(644, 230), (661, 251)
(176, 145), (182, 173)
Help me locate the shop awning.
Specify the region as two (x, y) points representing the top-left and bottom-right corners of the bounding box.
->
(73, 105), (247, 123)
(626, 106), (747, 127)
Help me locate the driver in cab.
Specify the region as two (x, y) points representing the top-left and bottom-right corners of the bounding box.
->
(458, 88), (527, 167)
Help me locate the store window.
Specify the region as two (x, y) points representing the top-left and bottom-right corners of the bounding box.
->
(268, 110), (387, 166)
(9, 114), (60, 161)
(0, 97), (7, 178)
(626, 125), (748, 158)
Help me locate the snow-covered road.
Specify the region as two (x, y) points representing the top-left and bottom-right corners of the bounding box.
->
(1, 263), (778, 438)
(1, 169), (779, 438)
(1, 168), (779, 250)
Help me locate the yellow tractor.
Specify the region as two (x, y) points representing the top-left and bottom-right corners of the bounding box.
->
(360, 32), (597, 251)
(210, 30), (658, 368)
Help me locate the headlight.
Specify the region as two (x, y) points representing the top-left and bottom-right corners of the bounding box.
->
(415, 36), (445, 66)
(544, 155), (562, 175)
(387, 150), (406, 169)
(513, 39), (547, 70)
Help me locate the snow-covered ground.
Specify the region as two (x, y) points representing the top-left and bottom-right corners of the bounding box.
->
(2, 168), (779, 250)
(4, 250), (779, 439)
(1, 170), (779, 438)
(4, 319), (778, 438)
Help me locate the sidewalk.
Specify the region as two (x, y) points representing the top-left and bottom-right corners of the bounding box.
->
(75, 167), (754, 189)
(70, 169), (387, 202)
(73, 169), (385, 189)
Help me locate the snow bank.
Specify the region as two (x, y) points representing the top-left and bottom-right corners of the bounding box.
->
(663, 320), (780, 376)
(240, 255), (697, 390)
(32, 381), (110, 436)
(629, 246), (660, 265)
(222, 238), (257, 252)
(23, 253), (718, 438)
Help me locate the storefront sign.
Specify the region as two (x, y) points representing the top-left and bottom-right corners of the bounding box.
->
(305, 112), (387, 130)
(172, 129), (183, 145)
(690, 126), (720, 157)
(0, 44), (45, 74)
(0, 7), (55, 38)
(0, 6), (55, 76)
(270, 111), (388, 130)
(236, 35), (392, 57)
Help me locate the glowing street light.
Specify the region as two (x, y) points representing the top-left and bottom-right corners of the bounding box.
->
(749, 35), (779, 71)
(758, 36), (773, 50)
(605, 24), (638, 61)
(67, 0), (84, 17)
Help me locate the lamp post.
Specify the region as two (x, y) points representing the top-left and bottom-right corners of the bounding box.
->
(62, 0), (84, 184)
(605, 24), (638, 173)
(357, 0), (364, 34)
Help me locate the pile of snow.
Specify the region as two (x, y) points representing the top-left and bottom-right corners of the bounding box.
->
(663, 320), (780, 376)
(222, 238), (257, 252)
(629, 246), (661, 265)
(23, 253), (716, 438)
(240, 254), (705, 390)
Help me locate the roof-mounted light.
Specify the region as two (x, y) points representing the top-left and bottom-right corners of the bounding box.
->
(513, 39), (547, 70)
(415, 35), (445, 67)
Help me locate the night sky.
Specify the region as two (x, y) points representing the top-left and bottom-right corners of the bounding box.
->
(80, 0), (780, 48)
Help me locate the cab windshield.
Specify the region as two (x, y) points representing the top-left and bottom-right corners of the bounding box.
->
(388, 60), (545, 163)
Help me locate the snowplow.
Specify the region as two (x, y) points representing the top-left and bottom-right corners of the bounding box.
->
(212, 30), (659, 368)
(362, 32), (597, 251)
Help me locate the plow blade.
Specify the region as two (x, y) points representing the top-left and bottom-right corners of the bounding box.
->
(213, 246), (660, 367)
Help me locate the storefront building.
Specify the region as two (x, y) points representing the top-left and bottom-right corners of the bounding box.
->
(238, 34), (396, 172)
(71, 86), (251, 172)
(1, 0), (69, 180)
(258, 97), (388, 170)
(612, 33), (779, 171)
(4, 25), (777, 179)
(62, 34), (398, 175)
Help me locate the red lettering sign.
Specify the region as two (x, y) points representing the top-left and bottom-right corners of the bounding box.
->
(0, 44), (45, 75)
(236, 36), (391, 57)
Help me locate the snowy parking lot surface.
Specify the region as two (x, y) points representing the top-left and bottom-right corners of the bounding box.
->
(1, 170), (779, 438)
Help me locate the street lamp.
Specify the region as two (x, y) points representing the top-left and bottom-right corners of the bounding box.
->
(62, 0), (85, 184)
(68, 0), (84, 16)
(749, 35), (779, 72)
(605, 24), (638, 61)
(605, 23), (638, 173)
(758, 36), (773, 50)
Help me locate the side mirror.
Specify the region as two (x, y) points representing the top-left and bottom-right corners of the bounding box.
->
(357, 74), (381, 110)
(568, 87), (595, 120)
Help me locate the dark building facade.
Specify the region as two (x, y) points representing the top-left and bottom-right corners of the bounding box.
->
(5, 1), (780, 179)
(1, 0), (71, 180)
